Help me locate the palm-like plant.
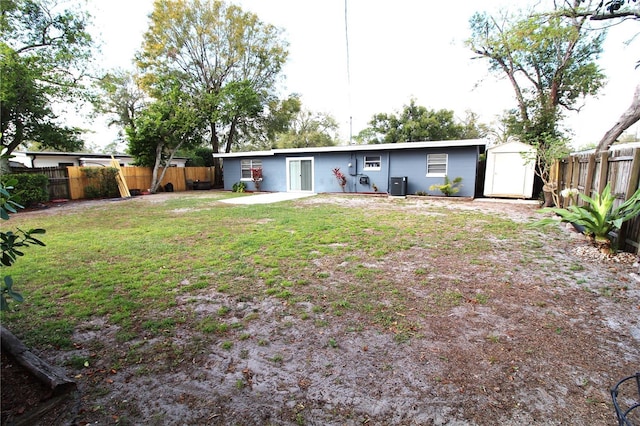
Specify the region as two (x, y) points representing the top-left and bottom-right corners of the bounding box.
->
(535, 184), (640, 252)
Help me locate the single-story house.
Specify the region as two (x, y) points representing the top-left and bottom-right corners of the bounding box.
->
(213, 139), (487, 197)
(11, 151), (188, 168)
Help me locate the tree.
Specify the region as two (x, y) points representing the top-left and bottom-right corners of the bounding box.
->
(239, 94), (301, 151)
(557, 0), (640, 152)
(467, 4), (606, 202)
(136, 0), (288, 185)
(574, 0), (640, 20)
(93, 69), (147, 150)
(0, 0), (94, 168)
(126, 76), (203, 193)
(275, 108), (339, 148)
(1, 151), (46, 311)
(357, 99), (482, 144)
(596, 84), (640, 151)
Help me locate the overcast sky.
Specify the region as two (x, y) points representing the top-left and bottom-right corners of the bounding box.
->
(86, 0), (640, 149)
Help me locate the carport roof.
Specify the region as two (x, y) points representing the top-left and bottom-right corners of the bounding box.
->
(213, 139), (487, 158)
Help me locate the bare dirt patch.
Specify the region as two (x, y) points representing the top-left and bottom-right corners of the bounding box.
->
(4, 194), (640, 425)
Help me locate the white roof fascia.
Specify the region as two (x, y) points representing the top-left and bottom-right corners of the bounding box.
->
(213, 139), (487, 158)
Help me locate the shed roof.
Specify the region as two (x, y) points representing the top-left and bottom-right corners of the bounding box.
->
(486, 140), (536, 153)
(213, 139), (487, 158)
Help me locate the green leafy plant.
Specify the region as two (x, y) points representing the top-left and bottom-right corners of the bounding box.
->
(534, 184), (640, 251)
(82, 167), (119, 199)
(232, 182), (246, 193)
(5, 173), (49, 207)
(1, 174), (46, 310)
(429, 176), (462, 196)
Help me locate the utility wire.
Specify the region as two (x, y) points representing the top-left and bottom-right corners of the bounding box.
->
(344, 0), (353, 144)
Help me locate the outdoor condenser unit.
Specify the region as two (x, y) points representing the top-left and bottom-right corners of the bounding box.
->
(389, 176), (407, 196)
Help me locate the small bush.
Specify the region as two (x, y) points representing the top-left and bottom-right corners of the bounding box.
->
(82, 167), (119, 199)
(6, 173), (49, 206)
(429, 176), (462, 196)
(232, 182), (246, 193)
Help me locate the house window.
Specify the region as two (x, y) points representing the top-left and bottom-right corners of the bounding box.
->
(241, 159), (262, 180)
(363, 155), (381, 171)
(426, 153), (447, 177)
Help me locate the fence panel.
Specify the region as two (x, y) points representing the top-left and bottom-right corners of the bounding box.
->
(10, 167), (70, 200)
(67, 166), (215, 199)
(558, 147), (640, 252)
(67, 166), (87, 200)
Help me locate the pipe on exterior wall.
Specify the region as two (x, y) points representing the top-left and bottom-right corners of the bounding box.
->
(386, 151), (391, 193)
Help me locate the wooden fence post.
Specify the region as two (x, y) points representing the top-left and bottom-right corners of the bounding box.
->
(571, 156), (580, 190)
(584, 153), (596, 203)
(597, 151), (609, 195)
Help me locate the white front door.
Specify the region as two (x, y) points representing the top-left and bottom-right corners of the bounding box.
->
(286, 157), (314, 192)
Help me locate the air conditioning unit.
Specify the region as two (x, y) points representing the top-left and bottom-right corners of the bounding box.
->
(389, 176), (407, 196)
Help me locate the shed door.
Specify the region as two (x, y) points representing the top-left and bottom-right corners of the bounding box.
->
(287, 158), (314, 192)
(489, 152), (533, 197)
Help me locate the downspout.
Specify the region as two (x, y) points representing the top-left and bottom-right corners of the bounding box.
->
(386, 151), (391, 194)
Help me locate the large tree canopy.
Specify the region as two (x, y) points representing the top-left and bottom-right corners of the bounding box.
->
(467, 7), (605, 137)
(0, 0), (94, 163)
(274, 109), (339, 149)
(357, 99), (484, 144)
(136, 0), (289, 184)
(126, 75), (203, 193)
(467, 3), (606, 203)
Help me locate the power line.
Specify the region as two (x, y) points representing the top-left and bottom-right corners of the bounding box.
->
(344, 0), (353, 144)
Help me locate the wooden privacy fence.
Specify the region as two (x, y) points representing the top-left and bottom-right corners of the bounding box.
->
(555, 144), (640, 252)
(67, 166), (215, 200)
(10, 167), (70, 200)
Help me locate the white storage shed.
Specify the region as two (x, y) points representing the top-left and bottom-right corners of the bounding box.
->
(484, 141), (536, 199)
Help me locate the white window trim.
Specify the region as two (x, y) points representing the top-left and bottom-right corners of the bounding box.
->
(241, 159), (263, 181)
(363, 155), (382, 171)
(426, 153), (448, 177)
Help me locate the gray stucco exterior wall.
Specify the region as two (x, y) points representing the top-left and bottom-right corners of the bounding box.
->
(218, 142), (484, 197)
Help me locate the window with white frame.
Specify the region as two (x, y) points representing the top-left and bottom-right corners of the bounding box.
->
(363, 155), (381, 171)
(426, 153), (447, 177)
(241, 159), (262, 180)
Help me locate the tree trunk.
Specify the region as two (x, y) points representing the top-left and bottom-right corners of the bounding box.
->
(225, 117), (237, 153)
(154, 141), (184, 192)
(150, 143), (164, 193)
(596, 83), (640, 153)
(1, 326), (76, 394)
(210, 122), (223, 186)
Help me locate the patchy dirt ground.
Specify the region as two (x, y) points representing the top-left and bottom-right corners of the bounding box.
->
(3, 193), (640, 425)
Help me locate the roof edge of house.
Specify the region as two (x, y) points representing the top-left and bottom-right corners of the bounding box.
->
(213, 139), (487, 158)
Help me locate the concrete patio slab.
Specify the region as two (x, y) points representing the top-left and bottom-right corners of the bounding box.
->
(219, 192), (316, 205)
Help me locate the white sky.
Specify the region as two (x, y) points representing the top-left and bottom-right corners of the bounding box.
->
(85, 0), (640, 150)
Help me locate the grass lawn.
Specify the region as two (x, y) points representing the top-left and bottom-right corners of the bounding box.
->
(1, 192), (638, 425)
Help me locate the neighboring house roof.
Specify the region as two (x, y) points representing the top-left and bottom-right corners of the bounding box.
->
(213, 139), (487, 158)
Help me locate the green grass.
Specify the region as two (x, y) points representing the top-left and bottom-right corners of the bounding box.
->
(1, 193), (544, 351)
